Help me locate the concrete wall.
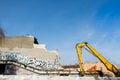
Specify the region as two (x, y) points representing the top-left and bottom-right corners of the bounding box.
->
(0, 35), (60, 74)
(0, 36), (34, 49)
(0, 35), (59, 61)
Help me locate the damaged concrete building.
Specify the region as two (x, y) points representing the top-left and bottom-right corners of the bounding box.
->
(0, 35), (60, 75)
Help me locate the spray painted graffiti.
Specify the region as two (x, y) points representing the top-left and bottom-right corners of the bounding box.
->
(5, 64), (19, 75)
(0, 51), (59, 70)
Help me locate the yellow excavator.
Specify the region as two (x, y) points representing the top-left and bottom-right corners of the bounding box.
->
(76, 42), (120, 77)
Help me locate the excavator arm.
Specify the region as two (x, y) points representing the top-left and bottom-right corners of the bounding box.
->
(76, 42), (120, 76)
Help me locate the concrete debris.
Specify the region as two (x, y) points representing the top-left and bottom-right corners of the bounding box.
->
(0, 76), (120, 80)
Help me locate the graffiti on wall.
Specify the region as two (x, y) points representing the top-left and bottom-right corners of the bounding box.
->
(0, 51), (59, 70)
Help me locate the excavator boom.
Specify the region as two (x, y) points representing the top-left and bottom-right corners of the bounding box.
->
(76, 42), (120, 76)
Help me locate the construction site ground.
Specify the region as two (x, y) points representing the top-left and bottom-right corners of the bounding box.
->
(0, 75), (120, 80)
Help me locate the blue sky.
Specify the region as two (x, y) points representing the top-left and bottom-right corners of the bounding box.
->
(0, 0), (120, 66)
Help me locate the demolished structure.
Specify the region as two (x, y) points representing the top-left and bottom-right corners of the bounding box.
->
(0, 35), (60, 75)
